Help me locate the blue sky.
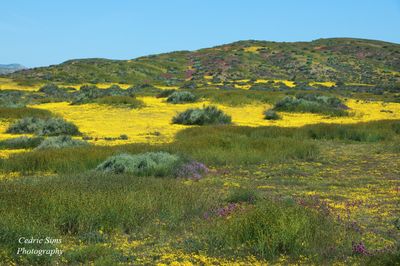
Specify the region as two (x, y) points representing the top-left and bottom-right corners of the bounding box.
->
(1, 0), (399, 67)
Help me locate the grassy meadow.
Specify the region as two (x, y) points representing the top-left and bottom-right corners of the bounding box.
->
(0, 79), (399, 265)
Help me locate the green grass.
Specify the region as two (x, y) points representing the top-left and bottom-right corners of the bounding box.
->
(193, 199), (356, 261)
(2, 120), (399, 174)
(0, 137), (44, 149)
(0, 173), (220, 264)
(0, 120), (399, 264)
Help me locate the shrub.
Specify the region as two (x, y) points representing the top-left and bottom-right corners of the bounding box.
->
(126, 84), (161, 95)
(0, 90), (27, 108)
(180, 81), (197, 90)
(167, 91), (197, 104)
(119, 134), (129, 140)
(95, 96), (144, 108)
(156, 89), (176, 98)
(6, 117), (80, 136)
(96, 152), (181, 177)
(172, 106), (232, 125)
(264, 109), (280, 120)
(70, 85), (138, 105)
(0, 136), (44, 149)
(71, 85), (103, 104)
(39, 83), (72, 98)
(274, 93), (349, 116)
(35, 136), (89, 150)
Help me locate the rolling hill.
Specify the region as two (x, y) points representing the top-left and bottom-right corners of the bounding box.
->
(0, 64), (25, 74)
(6, 38), (400, 86)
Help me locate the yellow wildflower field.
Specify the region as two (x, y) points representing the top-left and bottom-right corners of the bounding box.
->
(0, 78), (42, 91)
(25, 97), (400, 146)
(243, 46), (264, 53)
(255, 79), (296, 87)
(309, 81), (336, 87)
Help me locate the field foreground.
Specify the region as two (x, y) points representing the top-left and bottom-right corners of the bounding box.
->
(0, 80), (399, 265)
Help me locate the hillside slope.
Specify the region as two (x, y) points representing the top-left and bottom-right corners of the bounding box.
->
(7, 38), (400, 85)
(0, 64), (25, 74)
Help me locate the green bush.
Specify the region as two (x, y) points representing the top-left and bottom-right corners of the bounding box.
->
(167, 91), (197, 104)
(95, 96), (144, 108)
(96, 152), (181, 177)
(126, 84), (161, 96)
(274, 94), (349, 116)
(39, 83), (73, 99)
(0, 91), (27, 108)
(264, 109), (280, 120)
(156, 89), (176, 98)
(6, 117), (80, 136)
(35, 136), (89, 150)
(172, 106), (232, 125)
(71, 85), (103, 104)
(119, 134), (129, 140)
(0, 136), (44, 149)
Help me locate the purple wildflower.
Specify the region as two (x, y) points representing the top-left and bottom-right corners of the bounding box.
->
(176, 161), (209, 180)
(352, 241), (369, 255)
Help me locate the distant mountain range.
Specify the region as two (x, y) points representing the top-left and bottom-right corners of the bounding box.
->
(6, 38), (400, 85)
(0, 64), (26, 74)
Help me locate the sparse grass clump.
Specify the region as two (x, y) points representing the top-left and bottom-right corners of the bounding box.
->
(167, 91), (197, 104)
(0, 136), (44, 149)
(95, 96), (144, 108)
(274, 93), (349, 116)
(304, 123), (394, 142)
(172, 106), (231, 125)
(35, 136), (89, 150)
(264, 109), (280, 120)
(226, 188), (259, 204)
(96, 152), (181, 177)
(6, 117), (80, 136)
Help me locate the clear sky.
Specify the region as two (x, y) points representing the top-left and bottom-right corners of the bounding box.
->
(1, 0), (399, 67)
